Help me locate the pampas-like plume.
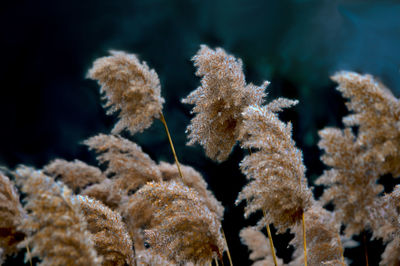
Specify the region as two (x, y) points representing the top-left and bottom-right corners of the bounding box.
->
(125, 180), (224, 265)
(236, 104), (312, 233)
(289, 204), (344, 266)
(14, 166), (102, 266)
(81, 179), (123, 209)
(316, 72), (400, 237)
(240, 227), (284, 266)
(43, 159), (105, 193)
(88, 50), (164, 135)
(182, 45), (267, 162)
(331, 72), (400, 177)
(0, 172), (25, 260)
(158, 161), (224, 219)
(77, 195), (135, 266)
(135, 249), (176, 266)
(84, 134), (162, 195)
(368, 185), (400, 265)
(316, 128), (383, 236)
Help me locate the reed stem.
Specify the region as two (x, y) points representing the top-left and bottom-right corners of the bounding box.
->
(263, 209), (278, 266)
(336, 232), (345, 264)
(363, 231), (369, 266)
(159, 112), (183, 179)
(221, 228), (233, 266)
(26, 242), (33, 266)
(302, 212), (307, 266)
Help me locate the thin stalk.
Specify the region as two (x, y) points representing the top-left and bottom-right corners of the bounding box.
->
(159, 112), (183, 178)
(263, 210), (278, 266)
(221, 228), (233, 266)
(215, 257), (219, 266)
(26, 242), (32, 266)
(297, 166), (307, 266)
(363, 231), (369, 266)
(336, 233), (345, 264)
(302, 212), (307, 266)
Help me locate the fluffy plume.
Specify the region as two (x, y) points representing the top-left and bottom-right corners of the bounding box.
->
(0, 172), (25, 259)
(43, 159), (105, 193)
(15, 166), (101, 266)
(88, 50), (164, 134)
(236, 104), (312, 233)
(136, 249), (175, 266)
(331, 72), (400, 177)
(158, 161), (224, 219)
(118, 191), (156, 252)
(125, 181), (224, 265)
(81, 179), (122, 209)
(289, 205), (344, 266)
(369, 185), (400, 265)
(84, 134), (161, 195)
(182, 45), (267, 162)
(240, 227), (284, 266)
(316, 128), (383, 236)
(77, 195), (135, 266)
(316, 71), (400, 237)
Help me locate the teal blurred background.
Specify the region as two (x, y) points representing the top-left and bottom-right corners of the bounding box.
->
(1, 0), (400, 264)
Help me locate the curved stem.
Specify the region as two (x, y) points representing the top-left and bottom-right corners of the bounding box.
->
(221, 228), (233, 266)
(159, 112), (183, 179)
(263, 210), (278, 266)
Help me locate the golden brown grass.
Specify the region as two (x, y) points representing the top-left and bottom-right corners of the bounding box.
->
(1, 47), (400, 266)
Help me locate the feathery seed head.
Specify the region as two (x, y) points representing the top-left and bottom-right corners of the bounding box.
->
(182, 45), (268, 162)
(237, 104), (312, 232)
(14, 166), (102, 266)
(0, 172), (25, 259)
(88, 50), (164, 134)
(126, 180), (224, 264)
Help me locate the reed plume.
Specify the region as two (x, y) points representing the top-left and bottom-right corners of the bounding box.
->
(126, 180), (224, 265)
(317, 127), (383, 236)
(331, 72), (400, 177)
(317, 72), (400, 237)
(43, 159), (105, 193)
(158, 161), (224, 219)
(84, 134), (162, 196)
(0, 172), (25, 260)
(77, 195), (135, 266)
(236, 103), (312, 233)
(81, 179), (123, 209)
(182, 45), (267, 162)
(14, 166), (102, 266)
(87, 50), (164, 135)
(289, 204), (344, 266)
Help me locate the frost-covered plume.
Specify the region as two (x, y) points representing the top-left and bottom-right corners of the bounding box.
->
(182, 45), (267, 162)
(236, 102), (312, 233)
(124, 180), (224, 265)
(14, 166), (101, 266)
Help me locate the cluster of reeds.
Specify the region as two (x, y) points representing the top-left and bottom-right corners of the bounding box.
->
(0, 45), (399, 266)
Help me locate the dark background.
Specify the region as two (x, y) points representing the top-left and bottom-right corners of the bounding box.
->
(1, 0), (400, 265)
